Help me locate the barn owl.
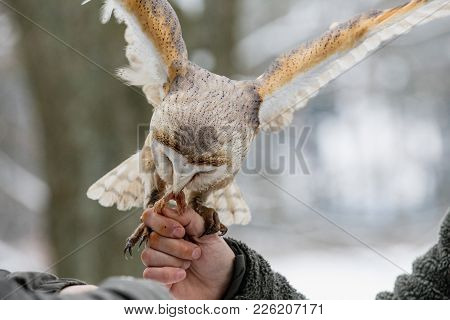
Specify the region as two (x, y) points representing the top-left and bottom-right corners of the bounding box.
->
(85, 0), (450, 254)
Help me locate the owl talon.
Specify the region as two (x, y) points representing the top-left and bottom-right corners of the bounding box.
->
(138, 228), (151, 249)
(193, 204), (226, 237)
(219, 223), (228, 236)
(138, 237), (146, 249)
(123, 222), (147, 258)
(124, 241), (134, 258)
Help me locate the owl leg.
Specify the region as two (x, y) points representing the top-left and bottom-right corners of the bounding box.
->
(190, 193), (228, 237)
(124, 176), (166, 257)
(174, 191), (187, 215)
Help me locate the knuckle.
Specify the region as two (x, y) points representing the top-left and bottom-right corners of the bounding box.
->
(140, 248), (151, 265)
(148, 232), (160, 248)
(161, 270), (173, 283)
(180, 245), (192, 258)
(141, 209), (153, 223)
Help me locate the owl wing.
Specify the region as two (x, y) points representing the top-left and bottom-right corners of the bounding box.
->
(205, 182), (251, 227)
(86, 0), (188, 106)
(257, 0), (450, 131)
(87, 152), (146, 211)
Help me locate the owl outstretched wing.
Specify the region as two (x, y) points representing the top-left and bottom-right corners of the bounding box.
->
(87, 152), (146, 211)
(257, 0), (450, 131)
(205, 182), (251, 226)
(84, 0), (188, 106)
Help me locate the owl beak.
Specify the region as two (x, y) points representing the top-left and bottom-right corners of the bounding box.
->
(172, 173), (194, 195)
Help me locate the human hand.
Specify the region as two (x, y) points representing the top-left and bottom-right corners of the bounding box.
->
(141, 207), (235, 300)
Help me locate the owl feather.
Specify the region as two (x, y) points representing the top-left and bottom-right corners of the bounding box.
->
(85, 0), (450, 232)
(257, 0), (450, 131)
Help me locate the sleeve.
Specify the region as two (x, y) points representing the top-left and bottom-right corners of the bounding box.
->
(61, 277), (171, 300)
(0, 271), (171, 300)
(377, 211), (450, 300)
(0, 270), (86, 299)
(223, 238), (306, 300)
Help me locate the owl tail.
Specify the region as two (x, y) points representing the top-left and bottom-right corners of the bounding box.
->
(87, 153), (145, 211)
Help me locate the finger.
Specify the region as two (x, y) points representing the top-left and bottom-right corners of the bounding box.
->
(161, 207), (205, 237)
(141, 247), (191, 269)
(143, 267), (186, 285)
(148, 232), (202, 260)
(142, 209), (185, 238)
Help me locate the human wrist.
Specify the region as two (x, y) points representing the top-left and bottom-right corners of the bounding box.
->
(196, 235), (235, 299)
(214, 237), (236, 299)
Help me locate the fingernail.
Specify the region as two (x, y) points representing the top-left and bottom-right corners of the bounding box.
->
(192, 248), (201, 260)
(173, 227), (184, 238)
(182, 261), (191, 270)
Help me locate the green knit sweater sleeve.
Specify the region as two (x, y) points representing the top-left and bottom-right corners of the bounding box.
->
(377, 211), (450, 300)
(223, 238), (306, 300)
(224, 211), (450, 300)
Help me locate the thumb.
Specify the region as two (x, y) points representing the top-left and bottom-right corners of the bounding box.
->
(161, 207), (205, 237)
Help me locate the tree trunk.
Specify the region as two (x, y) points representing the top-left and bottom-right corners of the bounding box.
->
(10, 0), (238, 284)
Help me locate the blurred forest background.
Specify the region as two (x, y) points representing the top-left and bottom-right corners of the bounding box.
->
(0, 0), (449, 299)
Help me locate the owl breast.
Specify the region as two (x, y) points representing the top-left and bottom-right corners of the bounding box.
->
(150, 62), (262, 177)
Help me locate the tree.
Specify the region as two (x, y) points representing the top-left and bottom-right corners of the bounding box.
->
(10, 0), (238, 283)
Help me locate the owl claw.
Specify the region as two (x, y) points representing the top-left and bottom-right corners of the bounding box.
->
(123, 192), (185, 258)
(219, 223), (228, 236)
(124, 241), (134, 258)
(123, 222), (147, 258)
(138, 233), (149, 249)
(195, 205), (226, 237)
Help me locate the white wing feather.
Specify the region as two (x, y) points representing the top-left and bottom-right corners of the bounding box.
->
(84, 0), (188, 106)
(87, 152), (146, 211)
(258, 0), (450, 131)
(101, 0), (168, 106)
(205, 182), (251, 226)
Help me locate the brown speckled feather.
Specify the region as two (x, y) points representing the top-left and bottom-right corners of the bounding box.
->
(123, 0), (188, 84)
(257, 0), (450, 131)
(258, 0), (430, 98)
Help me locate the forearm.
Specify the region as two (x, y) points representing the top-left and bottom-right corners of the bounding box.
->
(223, 238), (306, 300)
(0, 270), (171, 300)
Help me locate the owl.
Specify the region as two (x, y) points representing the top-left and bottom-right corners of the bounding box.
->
(85, 0), (450, 255)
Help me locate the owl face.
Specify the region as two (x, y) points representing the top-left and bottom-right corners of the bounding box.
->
(147, 63), (261, 194)
(151, 139), (230, 194)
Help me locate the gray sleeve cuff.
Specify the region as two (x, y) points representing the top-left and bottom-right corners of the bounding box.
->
(223, 238), (306, 300)
(376, 211), (450, 300)
(61, 277), (172, 300)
